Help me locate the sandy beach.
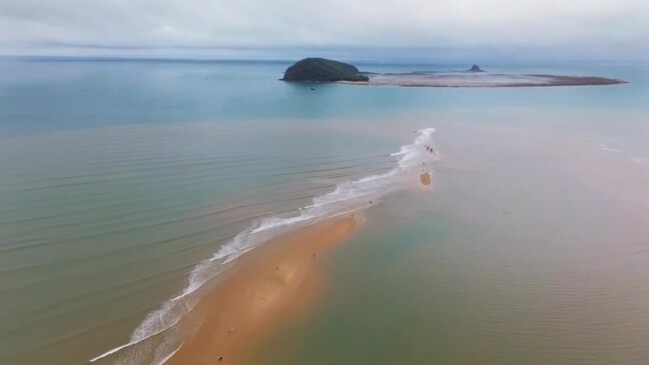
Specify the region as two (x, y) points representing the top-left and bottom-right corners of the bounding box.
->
(164, 216), (359, 365)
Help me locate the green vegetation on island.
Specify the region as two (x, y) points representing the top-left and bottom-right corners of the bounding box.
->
(282, 58), (369, 82)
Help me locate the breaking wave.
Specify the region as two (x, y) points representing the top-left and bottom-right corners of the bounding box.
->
(89, 128), (438, 365)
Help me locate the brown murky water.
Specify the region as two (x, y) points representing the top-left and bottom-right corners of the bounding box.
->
(247, 110), (649, 365)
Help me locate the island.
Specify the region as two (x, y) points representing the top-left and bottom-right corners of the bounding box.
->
(468, 64), (484, 72)
(282, 58), (369, 82)
(282, 58), (626, 87)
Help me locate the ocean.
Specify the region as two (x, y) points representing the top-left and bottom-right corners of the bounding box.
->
(0, 58), (648, 365)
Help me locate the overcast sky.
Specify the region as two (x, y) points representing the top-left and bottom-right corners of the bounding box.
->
(1, 0), (647, 60)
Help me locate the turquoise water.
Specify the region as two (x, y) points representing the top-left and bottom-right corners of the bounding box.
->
(0, 59), (648, 365)
(2, 59), (646, 137)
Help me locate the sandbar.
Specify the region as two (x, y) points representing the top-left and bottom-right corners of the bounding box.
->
(340, 72), (627, 88)
(164, 216), (359, 365)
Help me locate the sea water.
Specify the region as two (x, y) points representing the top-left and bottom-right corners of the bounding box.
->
(0, 58), (647, 365)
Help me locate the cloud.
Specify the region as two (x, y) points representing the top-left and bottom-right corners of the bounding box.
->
(0, 0), (647, 57)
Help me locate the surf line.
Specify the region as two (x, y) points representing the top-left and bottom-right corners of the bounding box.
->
(88, 127), (439, 365)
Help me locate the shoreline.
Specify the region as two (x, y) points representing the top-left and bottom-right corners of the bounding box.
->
(84, 127), (436, 365)
(164, 215), (360, 365)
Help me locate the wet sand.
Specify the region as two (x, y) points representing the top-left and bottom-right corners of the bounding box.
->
(165, 216), (359, 365)
(420, 172), (432, 186)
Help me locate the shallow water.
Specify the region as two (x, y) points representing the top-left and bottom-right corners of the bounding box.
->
(0, 121), (408, 365)
(248, 112), (649, 364)
(0, 59), (648, 365)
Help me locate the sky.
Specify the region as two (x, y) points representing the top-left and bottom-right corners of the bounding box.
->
(0, 0), (647, 61)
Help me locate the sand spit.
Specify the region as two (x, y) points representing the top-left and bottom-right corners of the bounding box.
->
(340, 73), (626, 88)
(164, 216), (359, 365)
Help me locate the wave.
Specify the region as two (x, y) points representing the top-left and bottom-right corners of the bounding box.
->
(89, 128), (438, 365)
(596, 144), (623, 153)
(595, 143), (648, 165)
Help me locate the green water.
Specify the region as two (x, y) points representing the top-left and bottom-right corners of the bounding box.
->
(0, 59), (648, 365)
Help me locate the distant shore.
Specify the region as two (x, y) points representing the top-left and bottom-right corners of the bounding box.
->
(280, 58), (626, 87)
(165, 216), (359, 365)
(339, 73), (627, 88)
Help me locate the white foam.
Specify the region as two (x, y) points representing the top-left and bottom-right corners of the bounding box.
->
(595, 144), (649, 166)
(90, 127), (438, 365)
(152, 344), (183, 365)
(596, 144), (623, 153)
(90, 342), (133, 362)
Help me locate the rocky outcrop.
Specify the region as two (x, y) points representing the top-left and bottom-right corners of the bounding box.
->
(468, 64), (484, 72)
(282, 58), (369, 82)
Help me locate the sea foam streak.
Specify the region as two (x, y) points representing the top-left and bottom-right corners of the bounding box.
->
(90, 128), (437, 365)
(596, 144), (623, 153)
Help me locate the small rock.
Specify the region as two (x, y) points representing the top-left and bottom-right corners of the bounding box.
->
(468, 64), (485, 72)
